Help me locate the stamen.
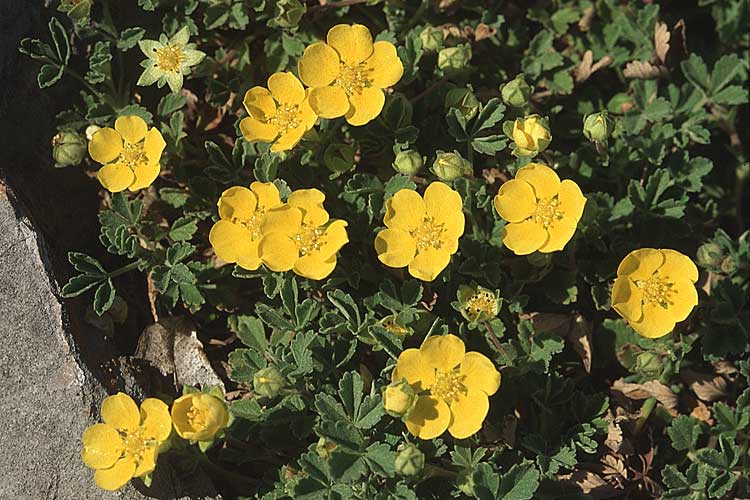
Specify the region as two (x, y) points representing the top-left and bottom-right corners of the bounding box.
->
(268, 104), (301, 134)
(532, 196), (564, 229)
(465, 290), (496, 317)
(154, 44), (185, 72)
(187, 407), (208, 431)
(119, 428), (156, 464)
(635, 277), (674, 309)
(294, 223), (325, 256)
(232, 205), (265, 239)
(430, 370), (466, 405)
(119, 142), (148, 170)
(333, 62), (373, 96)
(409, 216), (446, 251)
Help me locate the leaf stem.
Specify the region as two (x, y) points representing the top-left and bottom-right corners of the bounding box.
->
(107, 259), (143, 279)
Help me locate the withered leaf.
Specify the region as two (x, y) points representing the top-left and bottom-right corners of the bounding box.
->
(654, 22), (670, 64)
(680, 369), (728, 402)
(623, 60), (668, 79)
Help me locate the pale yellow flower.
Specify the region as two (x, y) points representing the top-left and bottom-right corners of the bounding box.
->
(170, 393), (229, 442)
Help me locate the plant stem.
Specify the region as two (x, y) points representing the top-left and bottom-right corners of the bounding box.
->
(107, 260), (143, 279)
(195, 452), (255, 491)
(634, 359), (673, 435)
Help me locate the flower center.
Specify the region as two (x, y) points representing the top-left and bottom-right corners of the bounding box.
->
(155, 44), (184, 72)
(532, 196), (564, 229)
(120, 428), (155, 464)
(269, 104), (301, 134)
(430, 369), (466, 405)
(233, 207), (265, 240)
(334, 63), (372, 96)
(187, 406), (209, 431)
(409, 217), (446, 251)
(635, 276), (674, 309)
(294, 223), (325, 256)
(465, 290), (496, 318)
(119, 142), (148, 170)
(382, 317), (409, 336)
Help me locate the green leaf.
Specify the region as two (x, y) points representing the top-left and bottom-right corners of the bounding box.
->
(472, 135), (507, 155)
(338, 372), (364, 419)
(712, 85), (748, 105)
(117, 27), (145, 50)
(166, 242), (195, 264)
(230, 315), (267, 351)
(48, 17), (70, 65)
(354, 395), (384, 429)
(497, 462), (540, 500)
(157, 93), (187, 116)
(315, 393), (348, 422)
(93, 279), (116, 316)
(169, 216), (198, 241)
(363, 443), (395, 477)
(230, 399), (263, 421)
(68, 252), (106, 276)
(317, 420), (365, 451)
(668, 416), (702, 451)
(710, 54), (741, 92)
(328, 451), (367, 483)
(707, 471), (736, 498)
(473, 98), (506, 134)
(61, 274), (105, 297)
(681, 54), (711, 94)
(473, 463), (500, 500)
(38, 63), (64, 88)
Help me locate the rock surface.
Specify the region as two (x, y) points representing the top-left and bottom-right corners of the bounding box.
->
(0, 183), (221, 500)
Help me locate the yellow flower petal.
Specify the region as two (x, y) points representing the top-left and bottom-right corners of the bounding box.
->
(259, 232), (298, 271)
(448, 389), (489, 439)
(617, 248), (664, 280)
(81, 423), (124, 470)
(512, 119), (535, 151)
(345, 87), (385, 126)
(142, 128), (166, 164)
(393, 349), (436, 390)
(97, 163), (135, 193)
(101, 393), (140, 433)
(503, 219), (548, 255)
(420, 334), (465, 372)
(271, 125), (305, 152)
(133, 445), (158, 477)
(236, 239), (262, 271)
(494, 179), (537, 223)
(365, 41), (404, 88)
(298, 41), (340, 87)
(384, 189), (426, 231)
(375, 229), (417, 268)
(240, 116), (279, 143)
(288, 188), (329, 226)
(114, 115), (148, 144)
(218, 186), (258, 221)
(129, 161), (160, 191)
(459, 352), (501, 396)
(408, 247), (451, 282)
(293, 254), (337, 280)
(299, 94), (319, 130)
(268, 72), (305, 106)
(538, 217), (577, 253)
(309, 86), (350, 119)
(558, 179), (586, 223)
(139, 398), (172, 442)
(243, 87), (277, 121)
(327, 24), (374, 64)
(89, 127), (122, 164)
(630, 302), (677, 338)
(170, 396), (195, 439)
(611, 277), (644, 323)
(658, 249), (699, 283)
(516, 163), (561, 199)
(209, 220), (250, 264)
(261, 205), (303, 237)
(318, 219), (349, 260)
(405, 395), (451, 440)
(666, 278), (698, 323)
(94, 457), (137, 491)
(250, 181), (282, 210)
(424, 181), (465, 240)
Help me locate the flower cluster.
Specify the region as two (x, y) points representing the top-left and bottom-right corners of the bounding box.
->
(82, 391), (228, 491)
(209, 183), (349, 280)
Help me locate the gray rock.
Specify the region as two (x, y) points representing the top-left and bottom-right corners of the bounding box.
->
(0, 183), (221, 500)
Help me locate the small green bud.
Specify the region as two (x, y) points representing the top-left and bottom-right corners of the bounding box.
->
(437, 44), (471, 73)
(253, 366), (285, 399)
(324, 143), (355, 173)
(419, 26), (444, 52)
(394, 443), (425, 477)
(431, 150), (472, 181)
(720, 255), (737, 274)
(501, 75), (532, 108)
(52, 131), (86, 167)
(383, 379), (418, 418)
(444, 87), (480, 121)
(583, 110), (612, 143)
(315, 438), (337, 459)
(271, 0), (306, 28)
(634, 352), (662, 378)
(393, 150), (424, 175)
(696, 242), (723, 269)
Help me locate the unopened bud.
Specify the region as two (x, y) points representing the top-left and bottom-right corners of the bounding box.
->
(394, 443), (424, 477)
(253, 366), (285, 398)
(444, 87), (480, 121)
(393, 150), (423, 175)
(419, 26), (444, 52)
(383, 379), (417, 418)
(501, 75), (531, 108)
(431, 150), (472, 181)
(583, 110), (612, 143)
(52, 131), (86, 167)
(437, 45), (471, 73)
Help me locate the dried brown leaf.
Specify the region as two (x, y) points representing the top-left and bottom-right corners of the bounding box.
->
(681, 369), (728, 402)
(654, 22), (670, 64)
(690, 399), (714, 425)
(569, 315), (593, 373)
(559, 471), (620, 499)
(611, 379), (678, 411)
(473, 23), (496, 41)
(576, 50), (594, 82)
(578, 6), (595, 32)
(623, 60), (668, 79)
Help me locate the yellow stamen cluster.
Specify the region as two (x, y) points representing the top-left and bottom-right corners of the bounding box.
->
(334, 62), (372, 96)
(269, 104), (302, 134)
(635, 276), (674, 309)
(294, 224), (325, 256)
(532, 196), (564, 229)
(430, 370), (466, 405)
(120, 428), (154, 464)
(465, 290), (496, 317)
(119, 142), (147, 169)
(234, 207), (265, 239)
(410, 217), (447, 251)
(155, 44), (185, 72)
(186, 407), (208, 432)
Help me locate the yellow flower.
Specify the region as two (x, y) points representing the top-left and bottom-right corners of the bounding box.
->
(494, 163), (586, 255)
(239, 72), (317, 153)
(383, 378), (418, 418)
(81, 393), (172, 491)
(392, 334), (500, 439)
(258, 188), (349, 280)
(298, 24), (404, 126)
(209, 182), (282, 270)
(88, 115), (166, 193)
(170, 393), (229, 442)
(375, 182), (465, 282)
(612, 248), (699, 338)
(508, 114), (551, 157)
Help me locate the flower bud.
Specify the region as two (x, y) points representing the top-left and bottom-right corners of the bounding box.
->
(419, 26), (444, 52)
(394, 443), (425, 477)
(634, 352), (662, 378)
(324, 143), (355, 174)
(271, 0), (306, 29)
(456, 284), (500, 324)
(505, 114), (551, 157)
(52, 131), (87, 167)
(720, 256), (737, 274)
(444, 87), (480, 121)
(171, 393), (229, 441)
(437, 44), (471, 73)
(393, 150), (424, 175)
(696, 242), (723, 269)
(253, 366), (285, 399)
(431, 150), (472, 181)
(583, 110), (612, 143)
(383, 379), (417, 418)
(501, 75), (532, 108)
(315, 437), (337, 459)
